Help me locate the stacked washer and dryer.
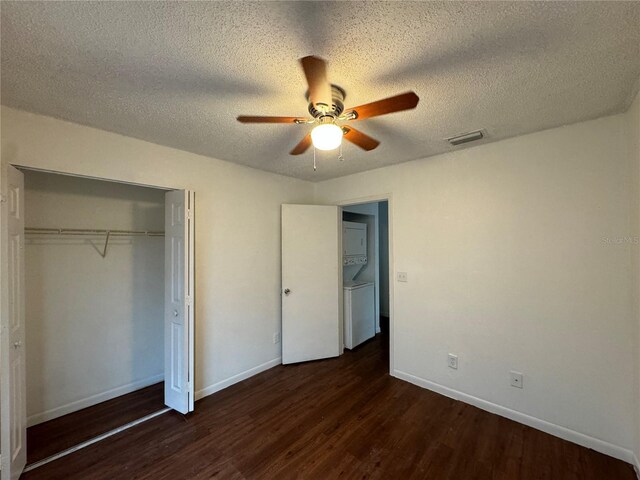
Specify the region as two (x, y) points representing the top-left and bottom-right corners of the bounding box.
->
(343, 221), (375, 349)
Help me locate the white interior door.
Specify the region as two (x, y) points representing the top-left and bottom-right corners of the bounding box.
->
(164, 189), (195, 414)
(282, 204), (341, 364)
(0, 165), (26, 480)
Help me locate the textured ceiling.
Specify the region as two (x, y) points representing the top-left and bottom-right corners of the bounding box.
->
(1, 1), (639, 181)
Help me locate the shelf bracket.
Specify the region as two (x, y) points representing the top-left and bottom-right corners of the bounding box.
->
(99, 231), (111, 258)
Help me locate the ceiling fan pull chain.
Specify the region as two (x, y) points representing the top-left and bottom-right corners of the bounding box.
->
(313, 147), (317, 171)
(338, 142), (344, 162)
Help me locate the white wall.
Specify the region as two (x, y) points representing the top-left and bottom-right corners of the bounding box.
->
(315, 113), (637, 462)
(1, 106), (314, 405)
(23, 170), (165, 425)
(627, 89), (640, 466)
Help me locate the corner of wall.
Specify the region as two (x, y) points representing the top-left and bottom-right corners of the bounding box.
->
(627, 85), (640, 472)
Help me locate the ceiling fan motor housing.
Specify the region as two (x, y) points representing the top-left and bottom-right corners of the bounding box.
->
(307, 84), (346, 119)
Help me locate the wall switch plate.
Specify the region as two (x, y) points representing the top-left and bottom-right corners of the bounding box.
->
(273, 332), (280, 344)
(510, 371), (523, 388)
(448, 354), (458, 369)
(397, 272), (408, 282)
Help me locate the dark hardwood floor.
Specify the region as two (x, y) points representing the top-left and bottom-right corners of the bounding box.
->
(27, 382), (165, 465)
(24, 336), (635, 479)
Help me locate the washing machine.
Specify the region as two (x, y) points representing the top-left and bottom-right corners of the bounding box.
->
(344, 281), (375, 349)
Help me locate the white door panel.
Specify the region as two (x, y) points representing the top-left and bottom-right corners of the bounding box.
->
(1, 165), (26, 480)
(164, 190), (195, 414)
(282, 204), (341, 364)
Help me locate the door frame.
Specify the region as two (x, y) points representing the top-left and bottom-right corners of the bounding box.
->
(0, 162), (196, 462)
(337, 194), (394, 373)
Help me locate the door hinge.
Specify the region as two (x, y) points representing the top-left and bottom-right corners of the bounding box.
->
(186, 295), (193, 306)
(187, 209), (192, 220)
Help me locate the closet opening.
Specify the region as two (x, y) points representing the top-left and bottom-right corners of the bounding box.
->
(341, 200), (390, 369)
(23, 169), (166, 465)
(1, 167), (196, 470)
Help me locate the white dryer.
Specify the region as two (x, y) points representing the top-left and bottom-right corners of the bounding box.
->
(344, 281), (375, 349)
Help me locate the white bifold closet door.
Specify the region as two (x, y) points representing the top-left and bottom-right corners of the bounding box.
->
(164, 189), (195, 414)
(281, 204), (341, 364)
(0, 165), (26, 480)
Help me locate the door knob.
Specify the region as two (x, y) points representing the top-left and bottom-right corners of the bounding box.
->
(284, 288), (291, 295)
(13, 341), (22, 349)
(173, 310), (179, 317)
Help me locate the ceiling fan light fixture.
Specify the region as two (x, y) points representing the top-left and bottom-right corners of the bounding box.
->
(311, 123), (343, 151)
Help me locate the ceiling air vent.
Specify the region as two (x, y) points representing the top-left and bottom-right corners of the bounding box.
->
(446, 130), (484, 146)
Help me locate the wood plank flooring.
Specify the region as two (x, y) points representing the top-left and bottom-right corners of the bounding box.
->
(23, 336), (635, 479)
(27, 382), (165, 465)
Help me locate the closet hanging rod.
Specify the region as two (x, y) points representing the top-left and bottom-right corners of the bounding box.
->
(25, 227), (165, 237)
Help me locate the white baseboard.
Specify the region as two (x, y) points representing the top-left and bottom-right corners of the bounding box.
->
(393, 369), (636, 467)
(27, 374), (164, 427)
(195, 357), (281, 401)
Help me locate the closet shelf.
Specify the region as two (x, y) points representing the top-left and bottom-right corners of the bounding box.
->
(25, 227), (165, 237)
(24, 227), (165, 258)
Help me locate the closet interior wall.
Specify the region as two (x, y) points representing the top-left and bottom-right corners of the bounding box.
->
(23, 170), (165, 426)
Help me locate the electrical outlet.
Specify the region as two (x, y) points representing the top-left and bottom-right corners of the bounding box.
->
(448, 353), (458, 369)
(273, 332), (280, 344)
(397, 272), (408, 282)
(510, 371), (523, 388)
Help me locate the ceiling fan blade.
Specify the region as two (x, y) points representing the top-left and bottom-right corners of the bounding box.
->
(342, 126), (380, 151)
(237, 116), (306, 124)
(345, 91), (419, 121)
(300, 56), (332, 110)
(290, 133), (312, 155)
